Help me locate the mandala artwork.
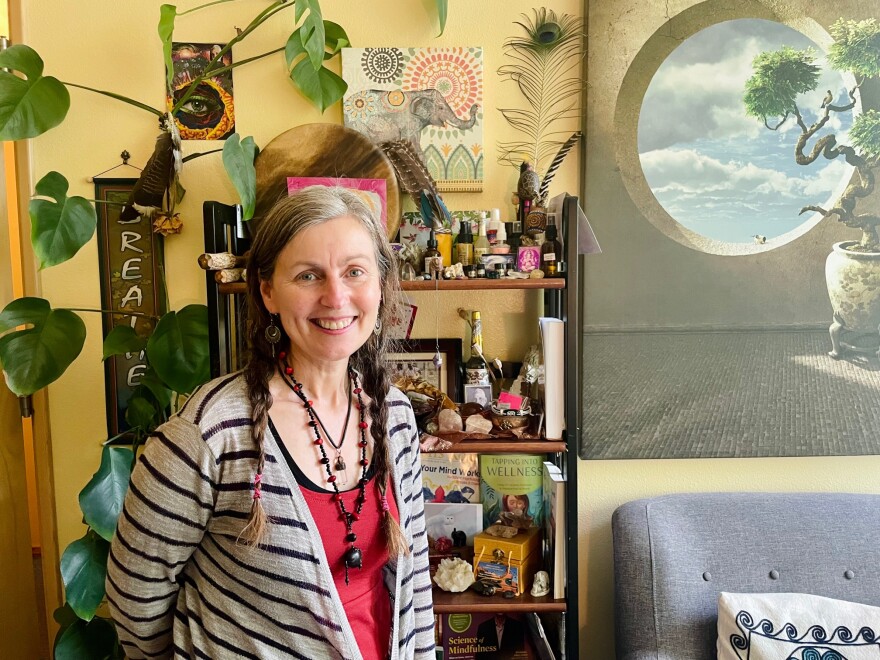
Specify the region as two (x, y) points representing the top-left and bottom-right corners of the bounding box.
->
(342, 47), (483, 191)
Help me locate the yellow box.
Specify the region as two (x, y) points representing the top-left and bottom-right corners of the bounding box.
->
(472, 527), (541, 596)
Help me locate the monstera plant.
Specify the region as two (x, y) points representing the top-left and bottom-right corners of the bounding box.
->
(0, 1), (357, 657)
(744, 18), (880, 358)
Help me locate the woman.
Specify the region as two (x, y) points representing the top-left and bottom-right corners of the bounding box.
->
(107, 187), (435, 659)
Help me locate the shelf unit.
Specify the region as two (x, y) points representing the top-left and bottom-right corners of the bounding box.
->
(203, 196), (582, 659)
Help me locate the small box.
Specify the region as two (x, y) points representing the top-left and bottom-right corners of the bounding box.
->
(472, 527), (541, 596)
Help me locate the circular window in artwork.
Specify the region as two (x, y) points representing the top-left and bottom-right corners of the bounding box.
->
(637, 19), (855, 249)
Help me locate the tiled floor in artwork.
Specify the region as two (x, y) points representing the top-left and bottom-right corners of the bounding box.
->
(582, 330), (880, 459)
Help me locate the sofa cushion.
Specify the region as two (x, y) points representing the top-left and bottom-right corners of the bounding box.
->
(717, 592), (880, 659)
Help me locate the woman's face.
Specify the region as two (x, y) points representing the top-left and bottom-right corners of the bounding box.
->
(506, 495), (526, 514)
(260, 215), (382, 367)
(474, 388), (488, 406)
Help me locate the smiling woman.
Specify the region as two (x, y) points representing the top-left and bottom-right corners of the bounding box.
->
(106, 187), (435, 659)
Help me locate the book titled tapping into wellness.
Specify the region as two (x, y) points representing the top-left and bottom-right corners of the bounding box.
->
(479, 454), (543, 529)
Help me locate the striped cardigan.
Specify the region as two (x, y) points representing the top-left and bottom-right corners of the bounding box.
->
(106, 373), (435, 659)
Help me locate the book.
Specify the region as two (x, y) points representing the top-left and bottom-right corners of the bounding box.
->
(440, 612), (537, 659)
(524, 613), (557, 660)
(479, 454), (543, 528)
(422, 453), (481, 504)
(538, 317), (565, 440)
(542, 462), (566, 599)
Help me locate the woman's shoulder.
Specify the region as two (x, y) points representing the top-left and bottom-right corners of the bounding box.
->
(385, 386), (415, 420)
(175, 371), (250, 429)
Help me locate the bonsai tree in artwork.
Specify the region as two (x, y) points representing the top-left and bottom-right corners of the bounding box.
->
(743, 18), (880, 252)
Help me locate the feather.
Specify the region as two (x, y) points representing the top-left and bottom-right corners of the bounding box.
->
(537, 131), (582, 204)
(381, 140), (441, 208)
(120, 114), (181, 221)
(418, 189), (451, 229)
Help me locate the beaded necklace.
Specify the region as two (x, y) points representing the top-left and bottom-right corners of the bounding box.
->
(277, 355), (368, 584)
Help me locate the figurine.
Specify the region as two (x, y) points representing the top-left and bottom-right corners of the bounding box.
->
(451, 528), (467, 547)
(531, 570), (550, 597)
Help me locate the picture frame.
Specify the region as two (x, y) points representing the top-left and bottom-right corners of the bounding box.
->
(517, 245), (541, 273)
(386, 338), (462, 401)
(463, 383), (492, 407)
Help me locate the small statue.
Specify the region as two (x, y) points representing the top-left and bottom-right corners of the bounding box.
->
(517, 161), (540, 201)
(531, 570), (550, 597)
(451, 528), (467, 547)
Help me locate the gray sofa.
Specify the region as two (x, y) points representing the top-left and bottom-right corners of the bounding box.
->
(612, 492), (880, 659)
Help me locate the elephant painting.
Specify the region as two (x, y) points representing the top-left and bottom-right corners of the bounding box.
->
(344, 88), (480, 163)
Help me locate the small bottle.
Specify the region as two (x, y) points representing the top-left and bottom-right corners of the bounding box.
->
(491, 221), (510, 254)
(541, 224), (562, 277)
(474, 213), (490, 261)
(507, 221), (522, 253)
(465, 311), (490, 385)
(456, 221), (474, 266)
(487, 208), (501, 245)
(423, 230), (442, 277)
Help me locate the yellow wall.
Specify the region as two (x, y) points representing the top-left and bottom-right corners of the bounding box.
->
(22, 0), (581, 636)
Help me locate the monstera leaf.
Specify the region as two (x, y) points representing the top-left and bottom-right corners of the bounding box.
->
(222, 134), (258, 221)
(29, 171), (97, 269)
(60, 530), (110, 621)
(285, 20), (349, 113)
(102, 324), (147, 360)
(53, 613), (121, 660)
(0, 297), (86, 396)
(158, 5), (178, 89)
(0, 44), (70, 140)
(146, 304), (210, 395)
(295, 0), (326, 70)
(435, 0), (448, 36)
(79, 445), (134, 542)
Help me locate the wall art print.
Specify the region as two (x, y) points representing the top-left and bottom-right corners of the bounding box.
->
(342, 47), (484, 192)
(165, 42), (235, 140)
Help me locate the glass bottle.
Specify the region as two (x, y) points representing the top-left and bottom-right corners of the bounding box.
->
(473, 213), (490, 262)
(423, 230), (442, 277)
(456, 220), (474, 266)
(541, 224), (562, 277)
(465, 311), (490, 385)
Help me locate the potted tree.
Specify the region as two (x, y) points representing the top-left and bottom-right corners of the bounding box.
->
(744, 18), (880, 359)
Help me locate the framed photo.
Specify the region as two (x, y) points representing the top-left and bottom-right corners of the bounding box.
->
(463, 384), (492, 407)
(386, 338), (461, 401)
(517, 245), (541, 273)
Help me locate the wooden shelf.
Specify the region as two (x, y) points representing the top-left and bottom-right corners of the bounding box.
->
(402, 278), (565, 291)
(432, 587), (566, 614)
(218, 278), (565, 295)
(425, 439), (566, 454)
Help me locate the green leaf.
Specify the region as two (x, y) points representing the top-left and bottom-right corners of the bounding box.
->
(60, 530), (110, 621)
(299, 0), (326, 71)
(79, 446), (134, 542)
(53, 603), (79, 627)
(435, 0), (448, 37)
(146, 304), (210, 394)
(0, 297), (85, 396)
(291, 57), (347, 114)
(158, 5), (178, 89)
(54, 616), (120, 660)
(29, 171), (97, 269)
(222, 134), (258, 221)
(139, 366), (172, 410)
(125, 393), (160, 431)
(102, 324), (147, 360)
(324, 21), (350, 55)
(0, 44), (70, 140)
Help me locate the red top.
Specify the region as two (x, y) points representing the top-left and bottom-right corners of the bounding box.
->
(300, 474), (399, 660)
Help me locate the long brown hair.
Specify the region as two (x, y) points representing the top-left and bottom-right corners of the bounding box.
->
(240, 186), (406, 556)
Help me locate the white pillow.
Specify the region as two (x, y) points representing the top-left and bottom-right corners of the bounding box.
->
(717, 592), (880, 660)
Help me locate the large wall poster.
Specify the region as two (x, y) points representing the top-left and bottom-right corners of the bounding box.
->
(342, 47), (484, 192)
(581, 0), (880, 460)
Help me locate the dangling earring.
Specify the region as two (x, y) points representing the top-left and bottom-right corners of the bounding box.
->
(373, 316), (382, 336)
(265, 314), (281, 356)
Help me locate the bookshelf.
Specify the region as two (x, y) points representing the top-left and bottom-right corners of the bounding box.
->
(203, 196), (581, 660)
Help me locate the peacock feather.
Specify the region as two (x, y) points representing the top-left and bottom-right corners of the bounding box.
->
(497, 9), (584, 177)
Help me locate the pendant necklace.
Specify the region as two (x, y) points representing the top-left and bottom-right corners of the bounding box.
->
(309, 385), (353, 485)
(277, 356), (369, 585)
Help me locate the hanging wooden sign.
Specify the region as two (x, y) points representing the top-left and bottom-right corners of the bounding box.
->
(94, 177), (166, 437)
